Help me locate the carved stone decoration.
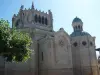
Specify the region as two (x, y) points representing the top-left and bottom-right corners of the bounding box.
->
(59, 40), (64, 47)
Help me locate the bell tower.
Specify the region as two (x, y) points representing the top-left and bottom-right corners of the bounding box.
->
(12, 2), (53, 32)
(72, 16), (83, 32)
(31, 2), (34, 9)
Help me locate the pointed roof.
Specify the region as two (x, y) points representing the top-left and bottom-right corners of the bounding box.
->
(20, 5), (24, 10)
(31, 1), (34, 9)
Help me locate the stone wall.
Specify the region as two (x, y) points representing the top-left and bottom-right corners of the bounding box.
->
(39, 29), (73, 75)
(71, 35), (99, 75)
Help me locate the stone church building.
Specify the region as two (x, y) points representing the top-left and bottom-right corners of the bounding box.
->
(0, 2), (99, 75)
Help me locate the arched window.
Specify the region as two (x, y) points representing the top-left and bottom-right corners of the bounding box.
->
(42, 52), (44, 61)
(23, 13), (24, 16)
(35, 14), (38, 23)
(45, 18), (48, 25)
(38, 15), (41, 23)
(78, 25), (80, 29)
(90, 42), (93, 46)
(73, 42), (78, 47)
(42, 16), (44, 24)
(15, 19), (20, 27)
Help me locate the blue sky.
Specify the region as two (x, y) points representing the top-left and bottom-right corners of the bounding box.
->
(0, 0), (100, 56)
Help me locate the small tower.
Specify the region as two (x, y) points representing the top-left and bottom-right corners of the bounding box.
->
(72, 16), (83, 32)
(70, 17), (99, 75)
(71, 17), (91, 37)
(20, 5), (24, 10)
(31, 2), (34, 9)
(12, 3), (53, 31)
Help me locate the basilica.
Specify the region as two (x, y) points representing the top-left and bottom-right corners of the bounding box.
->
(0, 2), (99, 75)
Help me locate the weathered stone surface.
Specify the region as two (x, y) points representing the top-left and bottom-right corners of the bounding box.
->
(0, 2), (99, 75)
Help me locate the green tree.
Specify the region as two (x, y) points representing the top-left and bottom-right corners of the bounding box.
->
(0, 19), (32, 62)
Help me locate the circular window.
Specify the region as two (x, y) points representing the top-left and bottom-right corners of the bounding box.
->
(73, 42), (78, 47)
(90, 42), (93, 46)
(82, 41), (87, 46)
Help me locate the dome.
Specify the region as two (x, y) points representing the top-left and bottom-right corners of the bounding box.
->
(72, 17), (82, 23)
(71, 17), (91, 37)
(70, 31), (91, 37)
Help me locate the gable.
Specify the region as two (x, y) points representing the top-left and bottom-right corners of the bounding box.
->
(54, 28), (70, 45)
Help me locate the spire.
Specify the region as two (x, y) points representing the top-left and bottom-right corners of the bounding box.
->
(31, 1), (34, 9)
(48, 10), (52, 15)
(20, 5), (24, 10)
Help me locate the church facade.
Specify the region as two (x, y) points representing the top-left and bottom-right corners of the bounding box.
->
(0, 2), (99, 75)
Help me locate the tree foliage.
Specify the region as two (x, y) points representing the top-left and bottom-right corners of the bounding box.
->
(0, 19), (32, 62)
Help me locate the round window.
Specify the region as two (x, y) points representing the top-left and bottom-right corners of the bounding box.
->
(82, 41), (87, 46)
(73, 42), (78, 47)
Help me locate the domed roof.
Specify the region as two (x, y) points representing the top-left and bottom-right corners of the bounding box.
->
(71, 17), (91, 37)
(70, 31), (91, 37)
(72, 17), (82, 23)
